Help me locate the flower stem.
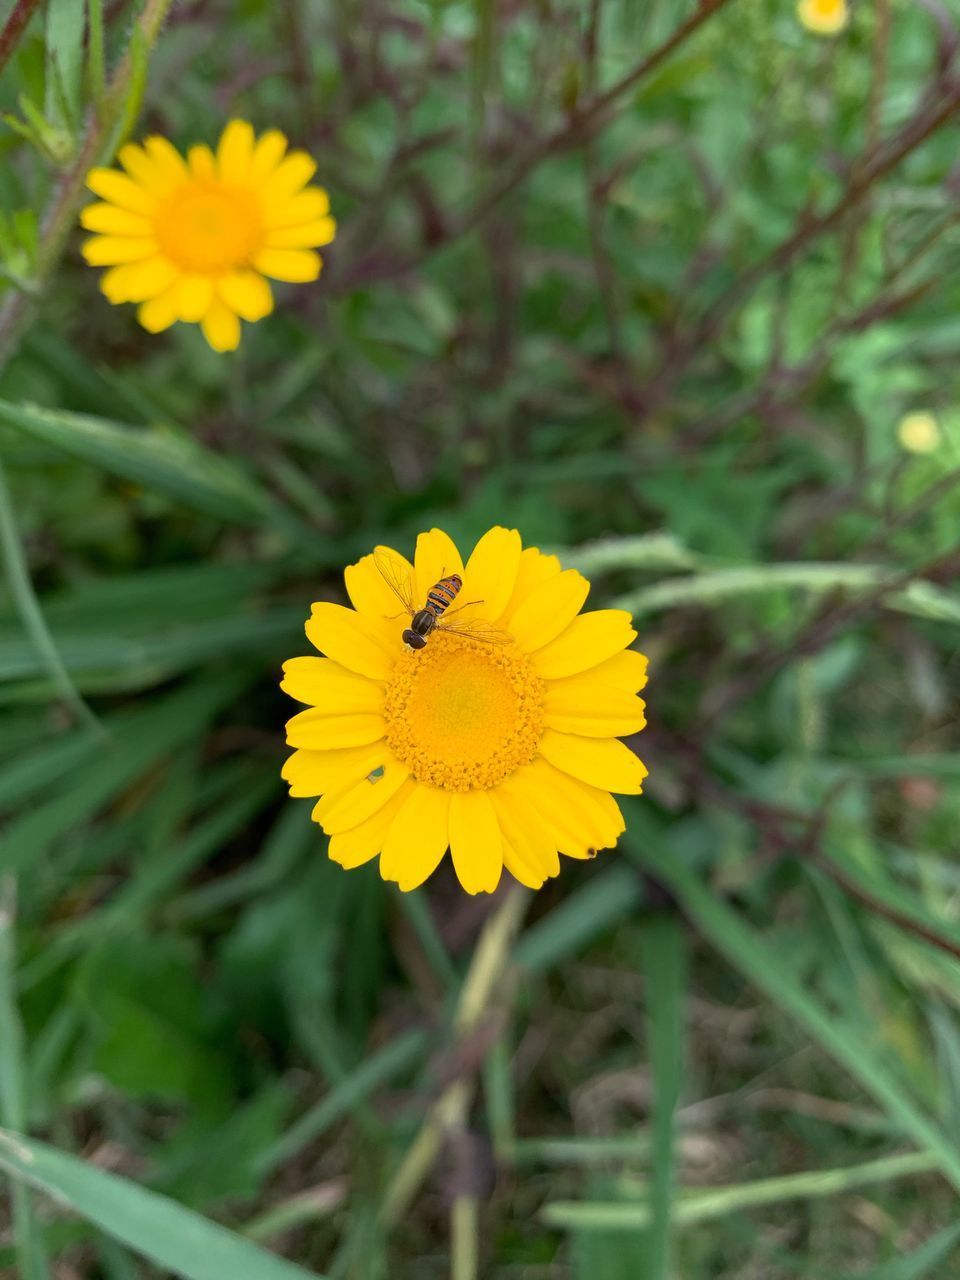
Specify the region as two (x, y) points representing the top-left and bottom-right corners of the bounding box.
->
(450, 1194), (478, 1280)
(379, 882), (529, 1229)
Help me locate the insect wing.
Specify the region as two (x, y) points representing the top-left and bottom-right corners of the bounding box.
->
(373, 547), (416, 617)
(437, 614), (512, 645)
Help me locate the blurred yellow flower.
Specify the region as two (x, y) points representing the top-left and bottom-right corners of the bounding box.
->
(80, 121), (335, 352)
(897, 411), (941, 454)
(797, 0), (849, 35)
(281, 527), (648, 894)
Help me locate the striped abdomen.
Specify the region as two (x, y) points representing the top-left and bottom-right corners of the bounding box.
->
(425, 573), (462, 618)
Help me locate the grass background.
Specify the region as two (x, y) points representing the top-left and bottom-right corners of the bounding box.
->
(2, 0), (960, 1275)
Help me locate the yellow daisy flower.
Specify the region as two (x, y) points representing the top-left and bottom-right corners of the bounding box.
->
(281, 527), (649, 895)
(797, 0), (849, 35)
(79, 120), (335, 352)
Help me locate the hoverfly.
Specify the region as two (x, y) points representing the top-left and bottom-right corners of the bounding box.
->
(373, 549), (509, 650)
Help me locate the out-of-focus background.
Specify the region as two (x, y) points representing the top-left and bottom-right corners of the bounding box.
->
(2, 1), (960, 1276)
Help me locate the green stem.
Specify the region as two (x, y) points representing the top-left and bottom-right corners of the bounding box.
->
(451, 1195), (478, 1280)
(541, 1149), (939, 1231)
(610, 561), (960, 622)
(0, 0), (177, 374)
(379, 884), (529, 1228)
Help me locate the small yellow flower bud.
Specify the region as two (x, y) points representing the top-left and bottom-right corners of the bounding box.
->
(897, 412), (941, 455)
(797, 0), (849, 36)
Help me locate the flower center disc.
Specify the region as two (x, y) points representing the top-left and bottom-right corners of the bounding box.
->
(156, 183), (262, 273)
(383, 633), (544, 791)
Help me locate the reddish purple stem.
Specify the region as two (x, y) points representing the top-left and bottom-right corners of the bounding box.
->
(0, 0), (41, 78)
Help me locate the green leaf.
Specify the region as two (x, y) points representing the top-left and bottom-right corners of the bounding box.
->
(849, 1223), (960, 1280)
(0, 590), (302, 694)
(45, 0), (85, 130)
(0, 1129), (326, 1280)
(515, 865), (643, 973)
(0, 456), (97, 729)
(75, 933), (233, 1109)
(0, 885), (49, 1279)
(0, 675), (243, 880)
(86, 0), (105, 108)
(622, 811), (960, 1194)
(0, 399), (276, 524)
(154, 1086), (289, 1208)
(256, 1029), (427, 1177)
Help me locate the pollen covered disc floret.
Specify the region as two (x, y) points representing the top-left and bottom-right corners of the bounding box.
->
(280, 526), (649, 896)
(79, 120), (336, 352)
(384, 633), (545, 791)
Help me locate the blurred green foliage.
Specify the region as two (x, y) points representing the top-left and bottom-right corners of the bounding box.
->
(1, 0), (960, 1276)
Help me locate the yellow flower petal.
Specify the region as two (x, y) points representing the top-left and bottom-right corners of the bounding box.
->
(79, 203), (153, 236)
(118, 141), (182, 197)
(265, 151), (317, 200)
(250, 129), (288, 182)
(500, 547), (563, 625)
(282, 743), (385, 798)
(538, 728), (647, 794)
(217, 119), (255, 185)
(463, 526), (522, 621)
(137, 286), (180, 333)
(187, 143), (216, 180)
(544, 680), (646, 737)
(217, 271), (273, 321)
(265, 217), (337, 250)
(285, 707), (386, 750)
(509, 569), (590, 651)
(517, 760), (624, 858)
(305, 602), (397, 680)
(82, 236), (158, 266)
(313, 757), (410, 834)
(142, 135), (189, 188)
(200, 299), (241, 352)
(281, 655), (383, 708)
(262, 189), (331, 229)
(449, 790), (502, 895)
(414, 529), (464, 606)
(252, 248), (322, 283)
(380, 783), (452, 890)
(100, 257), (178, 303)
(490, 784), (560, 888)
(345, 547), (415, 622)
(532, 610), (637, 679)
(576, 648), (649, 692)
(178, 274), (215, 323)
(328, 779), (415, 869)
(86, 168), (156, 213)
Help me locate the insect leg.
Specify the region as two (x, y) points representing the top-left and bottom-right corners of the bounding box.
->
(443, 598), (484, 618)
